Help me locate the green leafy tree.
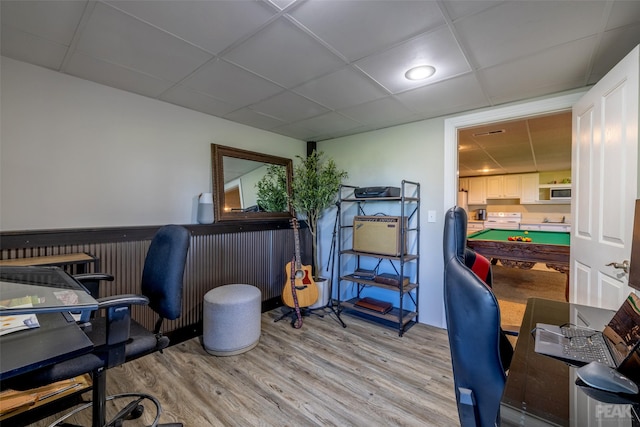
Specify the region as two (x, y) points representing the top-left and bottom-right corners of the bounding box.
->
(290, 150), (348, 279)
(256, 164), (289, 212)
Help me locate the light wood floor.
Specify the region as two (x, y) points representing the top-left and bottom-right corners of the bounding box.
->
(27, 308), (458, 426)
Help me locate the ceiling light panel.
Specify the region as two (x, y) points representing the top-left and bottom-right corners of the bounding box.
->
(355, 26), (471, 94)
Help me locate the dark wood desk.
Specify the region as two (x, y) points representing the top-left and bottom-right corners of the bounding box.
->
(0, 253), (98, 275)
(501, 298), (640, 426)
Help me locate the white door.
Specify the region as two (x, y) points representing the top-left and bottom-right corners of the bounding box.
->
(571, 45), (639, 309)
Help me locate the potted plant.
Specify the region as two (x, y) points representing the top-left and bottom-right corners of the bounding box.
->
(255, 164), (289, 212)
(290, 150), (348, 281)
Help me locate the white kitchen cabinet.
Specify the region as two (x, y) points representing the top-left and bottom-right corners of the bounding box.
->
(486, 175), (521, 199)
(467, 177), (487, 204)
(520, 173), (540, 204)
(459, 177), (469, 192)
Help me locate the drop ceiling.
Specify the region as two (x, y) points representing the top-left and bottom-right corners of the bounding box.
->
(458, 112), (572, 178)
(1, 0), (639, 147)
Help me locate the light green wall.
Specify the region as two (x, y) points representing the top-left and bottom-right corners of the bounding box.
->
(0, 57), (304, 230)
(0, 55), (585, 328)
(318, 120), (446, 326)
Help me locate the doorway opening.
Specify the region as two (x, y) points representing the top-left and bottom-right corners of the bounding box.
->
(443, 91), (584, 329)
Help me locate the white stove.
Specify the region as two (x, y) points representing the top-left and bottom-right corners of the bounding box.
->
(485, 212), (521, 230)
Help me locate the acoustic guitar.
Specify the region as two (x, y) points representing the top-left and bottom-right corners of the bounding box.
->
(282, 218), (319, 308)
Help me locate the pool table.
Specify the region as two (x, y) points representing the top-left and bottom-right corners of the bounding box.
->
(466, 228), (570, 300)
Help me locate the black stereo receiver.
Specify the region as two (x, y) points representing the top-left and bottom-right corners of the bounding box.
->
(354, 186), (401, 198)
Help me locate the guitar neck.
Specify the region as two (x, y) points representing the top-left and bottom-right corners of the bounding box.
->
(293, 223), (302, 270)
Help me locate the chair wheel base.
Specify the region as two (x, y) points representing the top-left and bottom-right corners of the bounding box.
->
(123, 404), (144, 420)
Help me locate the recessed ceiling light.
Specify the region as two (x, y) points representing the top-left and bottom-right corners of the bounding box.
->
(405, 65), (436, 81)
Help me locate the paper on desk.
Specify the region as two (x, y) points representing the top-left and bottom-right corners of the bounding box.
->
(53, 290), (78, 306)
(0, 302), (40, 336)
(0, 295), (41, 308)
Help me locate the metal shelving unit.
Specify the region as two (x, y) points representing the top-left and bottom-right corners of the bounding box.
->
(336, 180), (420, 336)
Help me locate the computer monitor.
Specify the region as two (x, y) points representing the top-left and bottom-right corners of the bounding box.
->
(627, 199), (640, 290)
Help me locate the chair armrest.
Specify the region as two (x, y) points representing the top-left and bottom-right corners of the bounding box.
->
(97, 294), (149, 309)
(93, 295), (149, 354)
(73, 273), (114, 301)
(73, 273), (114, 283)
(502, 325), (520, 336)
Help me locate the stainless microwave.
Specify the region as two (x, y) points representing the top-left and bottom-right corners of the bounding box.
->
(550, 187), (571, 200)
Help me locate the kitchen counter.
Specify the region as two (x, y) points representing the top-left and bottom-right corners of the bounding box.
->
(520, 222), (571, 232)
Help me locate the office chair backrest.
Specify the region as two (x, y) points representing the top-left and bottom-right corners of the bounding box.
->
(443, 206), (507, 427)
(141, 225), (190, 323)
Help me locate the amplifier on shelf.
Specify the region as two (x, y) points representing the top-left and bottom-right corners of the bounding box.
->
(352, 215), (407, 256)
(354, 186), (400, 198)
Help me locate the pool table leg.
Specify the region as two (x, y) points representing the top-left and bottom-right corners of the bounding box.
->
(546, 263), (570, 302)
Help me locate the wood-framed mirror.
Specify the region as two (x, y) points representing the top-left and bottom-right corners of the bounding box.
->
(211, 144), (294, 221)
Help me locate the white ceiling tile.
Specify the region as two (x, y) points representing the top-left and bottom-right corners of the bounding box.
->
(481, 38), (595, 104)
(2, 0), (639, 148)
(441, 1), (503, 22)
(222, 17), (345, 88)
(224, 108), (286, 131)
(0, 0), (86, 45)
(605, 1), (640, 31)
(396, 73), (488, 117)
(66, 53), (175, 98)
(339, 97), (418, 128)
(270, 0), (298, 11)
(270, 122), (318, 140)
(160, 85), (239, 117)
(75, 2), (212, 82)
(590, 24), (640, 84)
(288, 0), (446, 61)
(106, 0), (278, 55)
(182, 58), (283, 106)
(1, 27), (68, 71)
(355, 26), (471, 94)
(455, 1), (608, 68)
(249, 91), (329, 122)
(293, 66), (388, 110)
(292, 112), (362, 135)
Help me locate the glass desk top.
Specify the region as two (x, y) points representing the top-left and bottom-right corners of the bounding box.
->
(0, 266), (98, 315)
(501, 298), (640, 426)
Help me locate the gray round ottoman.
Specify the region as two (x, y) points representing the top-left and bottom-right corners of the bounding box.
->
(203, 284), (261, 356)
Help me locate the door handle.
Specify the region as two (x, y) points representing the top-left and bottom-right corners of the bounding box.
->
(606, 260), (629, 274)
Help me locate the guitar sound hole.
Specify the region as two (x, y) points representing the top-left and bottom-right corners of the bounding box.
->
(295, 270), (304, 279)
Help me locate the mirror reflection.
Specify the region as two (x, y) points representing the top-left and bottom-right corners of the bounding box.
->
(211, 144), (293, 221)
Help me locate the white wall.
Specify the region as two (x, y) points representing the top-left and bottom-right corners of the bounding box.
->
(0, 57), (304, 230)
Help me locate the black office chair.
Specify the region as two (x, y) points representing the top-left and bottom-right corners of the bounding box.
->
(7, 224), (190, 427)
(443, 206), (514, 427)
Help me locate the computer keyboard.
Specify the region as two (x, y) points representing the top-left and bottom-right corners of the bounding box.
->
(560, 331), (615, 365)
(561, 325), (597, 337)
